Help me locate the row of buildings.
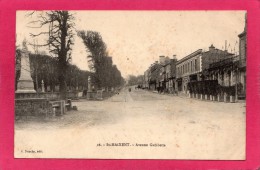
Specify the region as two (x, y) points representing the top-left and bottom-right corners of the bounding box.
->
(142, 15), (247, 99)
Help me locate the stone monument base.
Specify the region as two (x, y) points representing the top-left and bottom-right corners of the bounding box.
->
(96, 90), (103, 100)
(16, 80), (36, 93)
(87, 91), (96, 100)
(15, 98), (51, 119)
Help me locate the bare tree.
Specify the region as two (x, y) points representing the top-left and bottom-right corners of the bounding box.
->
(27, 11), (75, 99)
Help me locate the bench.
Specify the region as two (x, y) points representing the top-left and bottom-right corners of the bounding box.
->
(49, 99), (73, 116)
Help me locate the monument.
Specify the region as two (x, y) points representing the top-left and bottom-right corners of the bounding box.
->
(87, 76), (95, 100)
(41, 80), (45, 92)
(88, 76), (92, 92)
(16, 40), (36, 93)
(15, 40), (51, 119)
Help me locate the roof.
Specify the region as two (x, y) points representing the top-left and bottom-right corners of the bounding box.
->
(201, 49), (234, 70)
(177, 49), (203, 65)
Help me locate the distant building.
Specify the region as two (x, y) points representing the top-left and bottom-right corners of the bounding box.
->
(148, 61), (162, 91)
(158, 56), (170, 91)
(164, 57), (177, 93)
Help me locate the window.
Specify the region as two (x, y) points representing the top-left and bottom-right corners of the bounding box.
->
(195, 59), (197, 71)
(190, 61), (192, 72)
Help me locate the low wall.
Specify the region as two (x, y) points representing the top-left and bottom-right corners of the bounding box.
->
(102, 91), (115, 99)
(15, 91), (80, 100)
(15, 98), (52, 118)
(80, 90), (116, 100)
(15, 98), (72, 119)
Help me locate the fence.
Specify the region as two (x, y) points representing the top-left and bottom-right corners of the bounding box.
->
(187, 80), (242, 102)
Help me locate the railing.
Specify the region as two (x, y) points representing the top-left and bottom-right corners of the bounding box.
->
(209, 57), (235, 69)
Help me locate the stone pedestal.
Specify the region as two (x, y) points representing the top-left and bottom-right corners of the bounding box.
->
(41, 80), (45, 92)
(87, 76), (95, 100)
(87, 91), (95, 100)
(96, 90), (103, 100)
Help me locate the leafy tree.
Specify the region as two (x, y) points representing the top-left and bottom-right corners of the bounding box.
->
(78, 30), (124, 89)
(16, 51), (91, 93)
(127, 75), (144, 86)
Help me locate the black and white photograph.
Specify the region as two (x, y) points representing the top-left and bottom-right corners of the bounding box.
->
(15, 10), (246, 159)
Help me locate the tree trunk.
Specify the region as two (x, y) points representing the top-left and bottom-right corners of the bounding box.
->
(59, 15), (68, 100)
(58, 60), (67, 99)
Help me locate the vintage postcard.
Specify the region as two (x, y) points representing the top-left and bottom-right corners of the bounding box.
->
(14, 10), (247, 160)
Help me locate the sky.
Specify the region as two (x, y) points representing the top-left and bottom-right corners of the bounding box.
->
(16, 11), (246, 78)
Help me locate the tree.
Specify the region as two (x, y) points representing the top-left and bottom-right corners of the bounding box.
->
(29, 54), (59, 92)
(16, 51), (91, 92)
(27, 11), (75, 99)
(77, 31), (107, 89)
(78, 30), (124, 89)
(127, 75), (144, 86)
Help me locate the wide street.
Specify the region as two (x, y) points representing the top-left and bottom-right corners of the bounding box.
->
(15, 87), (245, 159)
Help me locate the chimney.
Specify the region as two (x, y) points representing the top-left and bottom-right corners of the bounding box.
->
(209, 44), (215, 51)
(172, 55), (177, 60)
(159, 56), (165, 64)
(155, 61), (158, 64)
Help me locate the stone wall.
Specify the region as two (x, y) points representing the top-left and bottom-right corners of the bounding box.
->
(15, 91), (80, 100)
(15, 98), (52, 118)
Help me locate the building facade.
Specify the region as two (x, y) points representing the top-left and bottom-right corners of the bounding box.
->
(165, 58), (177, 93)
(176, 45), (234, 94)
(176, 49), (202, 94)
(237, 13), (247, 98)
(148, 61), (161, 91)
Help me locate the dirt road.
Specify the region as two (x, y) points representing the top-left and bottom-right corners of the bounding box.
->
(15, 87), (245, 159)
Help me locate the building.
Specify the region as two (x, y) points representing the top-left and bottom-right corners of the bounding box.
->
(205, 13), (247, 100)
(176, 45), (234, 94)
(165, 56), (177, 93)
(147, 55), (177, 92)
(148, 61), (161, 91)
(176, 49), (202, 94)
(158, 56), (170, 92)
(237, 13), (247, 98)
